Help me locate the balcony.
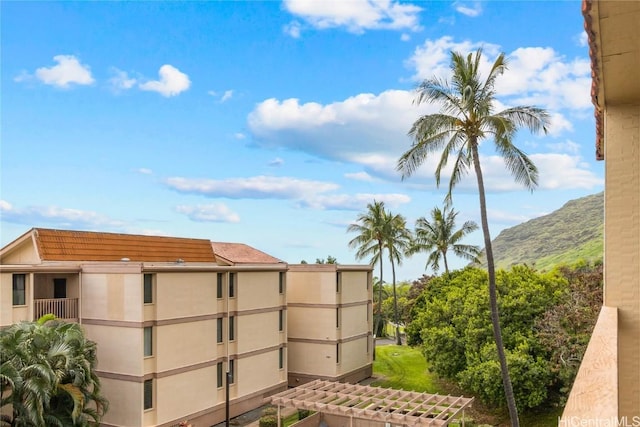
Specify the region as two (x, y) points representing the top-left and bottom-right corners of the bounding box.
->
(34, 298), (79, 321)
(560, 305), (618, 423)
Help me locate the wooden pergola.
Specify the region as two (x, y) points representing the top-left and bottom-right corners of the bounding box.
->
(270, 380), (474, 427)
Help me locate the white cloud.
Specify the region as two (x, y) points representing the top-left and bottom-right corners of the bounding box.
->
(234, 133), (246, 140)
(29, 55), (94, 88)
(283, 0), (422, 34)
(400, 33), (410, 42)
(209, 89), (234, 102)
(248, 89), (431, 163)
(165, 176), (339, 199)
(268, 157), (285, 167)
(406, 37), (592, 113)
(577, 31), (589, 47)
(299, 193), (411, 210)
(345, 171), (375, 182)
(175, 204), (240, 223)
(406, 36), (500, 82)
(0, 200), (125, 228)
(109, 68), (137, 92)
(165, 175), (409, 211)
(454, 1), (483, 17)
(284, 21), (303, 38)
(136, 168), (153, 175)
(139, 64), (191, 97)
(221, 90), (234, 102)
(546, 139), (581, 154)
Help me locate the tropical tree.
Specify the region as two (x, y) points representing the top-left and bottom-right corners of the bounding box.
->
(383, 211), (413, 345)
(1, 316), (108, 426)
(397, 49), (549, 426)
(347, 201), (389, 343)
(411, 205), (480, 275)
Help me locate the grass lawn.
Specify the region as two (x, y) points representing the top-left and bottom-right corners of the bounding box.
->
(371, 344), (562, 427)
(370, 345), (438, 392)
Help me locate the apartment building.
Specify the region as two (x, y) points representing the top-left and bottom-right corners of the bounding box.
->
(286, 264), (373, 386)
(0, 228), (373, 427)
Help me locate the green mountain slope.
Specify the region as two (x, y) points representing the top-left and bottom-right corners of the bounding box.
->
(483, 192), (603, 271)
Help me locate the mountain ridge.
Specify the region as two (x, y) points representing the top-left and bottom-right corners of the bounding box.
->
(482, 192), (604, 271)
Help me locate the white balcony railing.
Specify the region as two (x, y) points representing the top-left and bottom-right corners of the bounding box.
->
(34, 298), (79, 321)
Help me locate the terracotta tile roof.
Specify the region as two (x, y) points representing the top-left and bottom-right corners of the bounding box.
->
(33, 228), (216, 263)
(211, 242), (284, 265)
(583, 0), (604, 160)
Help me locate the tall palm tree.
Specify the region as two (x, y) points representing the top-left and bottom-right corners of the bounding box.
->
(397, 49), (549, 426)
(383, 211), (413, 345)
(347, 201), (388, 342)
(412, 205), (480, 275)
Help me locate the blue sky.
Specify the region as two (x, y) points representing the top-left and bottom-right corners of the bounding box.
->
(1, 1), (603, 281)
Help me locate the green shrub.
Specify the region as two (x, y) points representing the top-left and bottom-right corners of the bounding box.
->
(259, 415), (278, 427)
(298, 409), (311, 420)
(262, 407), (277, 416)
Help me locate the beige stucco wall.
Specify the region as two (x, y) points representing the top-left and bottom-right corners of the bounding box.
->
(155, 366), (218, 426)
(84, 324), (143, 376)
(287, 270), (339, 304)
(155, 272), (217, 320)
(100, 378), (144, 427)
(237, 351), (287, 396)
(0, 272), (30, 326)
(286, 266), (373, 386)
(341, 305), (368, 338)
(339, 271), (370, 303)
(82, 272), (143, 322)
(0, 237), (39, 264)
(155, 320), (219, 372)
(287, 341), (338, 377)
(288, 306), (338, 340)
(236, 271), (281, 310)
(237, 310), (282, 354)
(339, 338), (371, 376)
(604, 104), (640, 417)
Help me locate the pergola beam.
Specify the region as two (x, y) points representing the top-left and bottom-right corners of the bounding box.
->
(269, 380), (473, 427)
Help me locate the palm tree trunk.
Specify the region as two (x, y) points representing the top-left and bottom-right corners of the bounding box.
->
(390, 257), (402, 345)
(471, 143), (519, 427)
(373, 242), (384, 340)
(442, 250), (450, 276)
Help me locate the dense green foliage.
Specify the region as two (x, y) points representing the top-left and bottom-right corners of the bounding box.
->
(480, 192), (603, 270)
(406, 263), (601, 410)
(1, 317), (108, 426)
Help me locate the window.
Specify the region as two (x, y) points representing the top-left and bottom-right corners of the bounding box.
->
(278, 310), (284, 332)
(144, 327), (153, 357)
(217, 362), (223, 388)
(12, 274), (26, 306)
(229, 316), (235, 341)
(279, 272), (285, 294)
(217, 318), (223, 343)
(229, 359), (235, 384)
(336, 272), (341, 293)
(217, 273), (224, 299)
(336, 343), (340, 364)
(279, 347), (285, 369)
(229, 273), (236, 298)
(143, 274), (153, 304)
(336, 307), (340, 328)
(143, 379), (153, 410)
